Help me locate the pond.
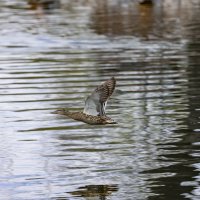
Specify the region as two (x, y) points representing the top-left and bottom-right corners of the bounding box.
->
(0, 0), (200, 199)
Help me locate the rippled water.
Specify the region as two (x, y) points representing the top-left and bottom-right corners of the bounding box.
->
(0, 0), (200, 199)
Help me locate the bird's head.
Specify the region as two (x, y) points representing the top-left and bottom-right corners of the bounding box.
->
(52, 108), (69, 115)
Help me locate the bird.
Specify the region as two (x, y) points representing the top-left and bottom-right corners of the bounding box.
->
(52, 77), (117, 125)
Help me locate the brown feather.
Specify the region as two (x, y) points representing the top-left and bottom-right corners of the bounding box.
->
(53, 109), (116, 125)
(95, 77), (116, 103)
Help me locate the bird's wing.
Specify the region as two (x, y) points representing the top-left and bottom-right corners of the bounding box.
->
(83, 77), (116, 116)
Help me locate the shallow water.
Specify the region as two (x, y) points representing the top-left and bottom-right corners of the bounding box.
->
(0, 0), (200, 199)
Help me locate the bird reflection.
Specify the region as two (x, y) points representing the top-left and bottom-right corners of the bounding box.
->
(28, 0), (60, 10)
(69, 184), (118, 200)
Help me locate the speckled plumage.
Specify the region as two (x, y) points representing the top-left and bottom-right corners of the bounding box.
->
(84, 77), (116, 116)
(95, 77), (116, 103)
(53, 77), (116, 125)
(52, 109), (116, 125)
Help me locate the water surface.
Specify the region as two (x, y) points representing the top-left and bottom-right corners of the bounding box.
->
(0, 0), (200, 199)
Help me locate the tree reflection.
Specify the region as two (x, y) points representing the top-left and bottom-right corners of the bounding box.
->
(143, 2), (200, 199)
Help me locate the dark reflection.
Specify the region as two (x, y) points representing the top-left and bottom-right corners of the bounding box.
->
(90, 0), (139, 36)
(69, 184), (118, 199)
(28, 0), (60, 10)
(149, 165), (195, 200)
(90, 0), (157, 38)
(145, 143), (200, 200)
(145, 126), (200, 199)
(90, 0), (193, 40)
(139, 0), (153, 5)
(144, 6), (200, 199)
(137, 2), (154, 38)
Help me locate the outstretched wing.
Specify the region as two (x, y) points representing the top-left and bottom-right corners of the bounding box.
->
(83, 77), (116, 116)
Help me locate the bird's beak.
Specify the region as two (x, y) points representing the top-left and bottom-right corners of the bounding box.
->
(107, 120), (117, 124)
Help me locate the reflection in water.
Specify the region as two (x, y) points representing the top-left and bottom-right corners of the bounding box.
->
(0, 0), (200, 200)
(137, 2), (154, 38)
(139, 0), (153, 5)
(90, 0), (157, 37)
(144, 3), (200, 200)
(69, 184), (118, 199)
(91, 0), (139, 36)
(28, 0), (61, 10)
(90, 0), (197, 40)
